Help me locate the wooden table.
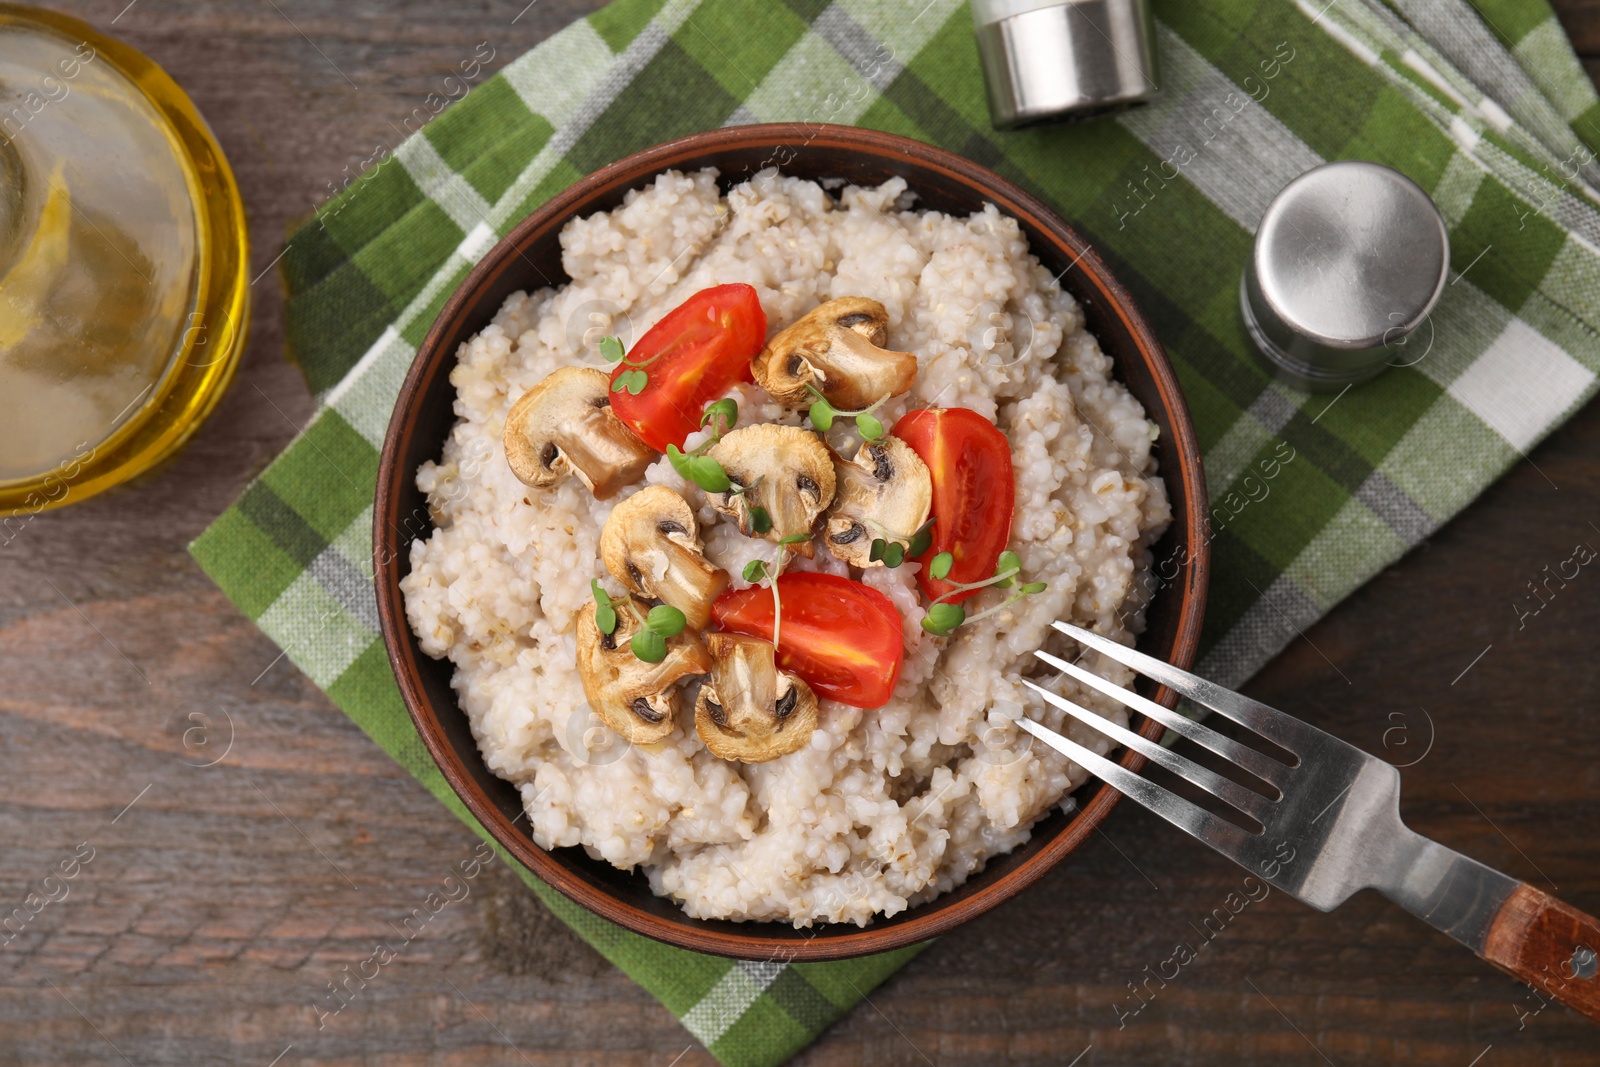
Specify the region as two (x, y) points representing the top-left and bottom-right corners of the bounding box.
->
(3, 3), (1598, 1064)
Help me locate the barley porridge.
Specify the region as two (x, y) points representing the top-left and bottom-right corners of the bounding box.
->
(401, 168), (1171, 926)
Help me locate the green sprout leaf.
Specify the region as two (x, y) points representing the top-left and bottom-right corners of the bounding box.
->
(905, 518), (935, 559)
(621, 369), (648, 395)
(748, 505), (773, 535)
(630, 628), (667, 663)
(598, 336), (626, 363)
(1019, 581), (1048, 595)
(591, 580), (616, 634)
(922, 602), (966, 636)
(667, 445), (733, 494)
(743, 559), (769, 584)
(646, 604), (687, 638)
(929, 552), (954, 580)
(610, 376), (628, 393)
(809, 399), (836, 431)
(855, 412), (884, 441)
(702, 398), (738, 436)
(994, 550), (1022, 589)
(880, 541), (905, 568)
(868, 538), (886, 563)
(665, 444), (694, 482)
(692, 456), (732, 493)
(665, 443), (689, 470)
(778, 533), (812, 547)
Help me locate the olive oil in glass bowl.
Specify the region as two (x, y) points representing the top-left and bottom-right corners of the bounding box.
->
(0, 4), (248, 515)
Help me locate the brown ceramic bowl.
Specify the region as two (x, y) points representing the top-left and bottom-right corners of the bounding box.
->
(374, 124), (1209, 961)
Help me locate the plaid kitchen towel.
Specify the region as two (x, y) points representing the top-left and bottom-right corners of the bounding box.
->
(190, 0), (1600, 1063)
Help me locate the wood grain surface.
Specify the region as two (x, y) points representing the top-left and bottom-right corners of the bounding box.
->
(1482, 885), (1600, 1023)
(1, 3), (1598, 1065)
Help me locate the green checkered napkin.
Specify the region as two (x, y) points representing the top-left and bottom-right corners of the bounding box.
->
(190, 0), (1600, 1063)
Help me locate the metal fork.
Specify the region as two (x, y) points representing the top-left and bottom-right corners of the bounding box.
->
(1019, 620), (1600, 1024)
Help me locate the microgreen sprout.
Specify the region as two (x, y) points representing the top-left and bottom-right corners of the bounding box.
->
(905, 517), (936, 559)
(868, 538), (906, 567)
(920, 552), (1049, 637)
(666, 399), (743, 494)
(667, 446), (733, 493)
(770, 533), (812, 649)
(591, 580), (617, 635)
(993, 550), (1021, 589)
(647, 604), (687, 637)
(742, 534), (812, 651)
(600, 335), (668, 395)
(620, 598), (687, 664)
(701, 397), (738, 437)
(923, 602), (965, 636)
(866, 516), (936, 571)
(631, 627), (667, 663)
(806, 385), (891, 442)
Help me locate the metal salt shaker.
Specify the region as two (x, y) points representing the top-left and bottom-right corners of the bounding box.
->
(1242, 161), (1450, 392)
(971, 0), (1161, 128)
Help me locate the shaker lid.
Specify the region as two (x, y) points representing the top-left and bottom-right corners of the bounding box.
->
(1253, 161), (1449, 350)
(971, 0), (1084, 23)
(972, 0), (1160, 129)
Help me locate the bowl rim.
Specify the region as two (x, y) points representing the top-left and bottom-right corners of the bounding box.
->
(374, 122), (1209, 961)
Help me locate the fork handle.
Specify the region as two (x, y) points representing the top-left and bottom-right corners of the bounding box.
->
(1481, 883), (1600, 1022)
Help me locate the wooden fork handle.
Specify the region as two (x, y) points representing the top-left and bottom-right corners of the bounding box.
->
(1481, 883), (1600, 1023)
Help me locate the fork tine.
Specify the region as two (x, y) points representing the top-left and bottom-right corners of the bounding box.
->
(1017, 717), (1257, 855)
(1033, 649), (1291, 788)
(1021, 680), (1274, 824)
(1051, 621), (1303, 751)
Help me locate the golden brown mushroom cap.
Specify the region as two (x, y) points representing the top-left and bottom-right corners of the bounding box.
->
(504, 367), (655, 499)
(824, 436), (933, 568)
(752, 297), (919, 411)
(576, 597), (712, 745)
(694, 633), (819, 762)
(706, 425), (835, 557)
(600, 486), (728, 631)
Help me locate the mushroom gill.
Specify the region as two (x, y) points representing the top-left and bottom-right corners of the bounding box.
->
(600, 486), (728, 631)
(752, 297), (918, 411)
(504, 367), (655, 499)
(576, 597), (712, 745)
(706, 424), (835, 556)
(694, 632), (819, 763)
(824, 436), (932, 568)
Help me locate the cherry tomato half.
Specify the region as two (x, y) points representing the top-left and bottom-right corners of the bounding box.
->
(608, 284), (766, 452)
(893, 408), (1016, 604)
(711, 573), (904, 709)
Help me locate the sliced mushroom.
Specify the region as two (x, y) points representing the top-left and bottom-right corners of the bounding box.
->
(694, 633), (819, 762)
(576, 597), (712, 745)
(601, 486), (728, 631)
(824, 436), (933, 568)
(706, 424), (835, 557)
(504, 367), (654, 499)
(752, 297), (919, 411)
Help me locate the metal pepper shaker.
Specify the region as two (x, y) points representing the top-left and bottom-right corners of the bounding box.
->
(1242, 161), (1450, 392)
(972, 0), (1161, 129)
